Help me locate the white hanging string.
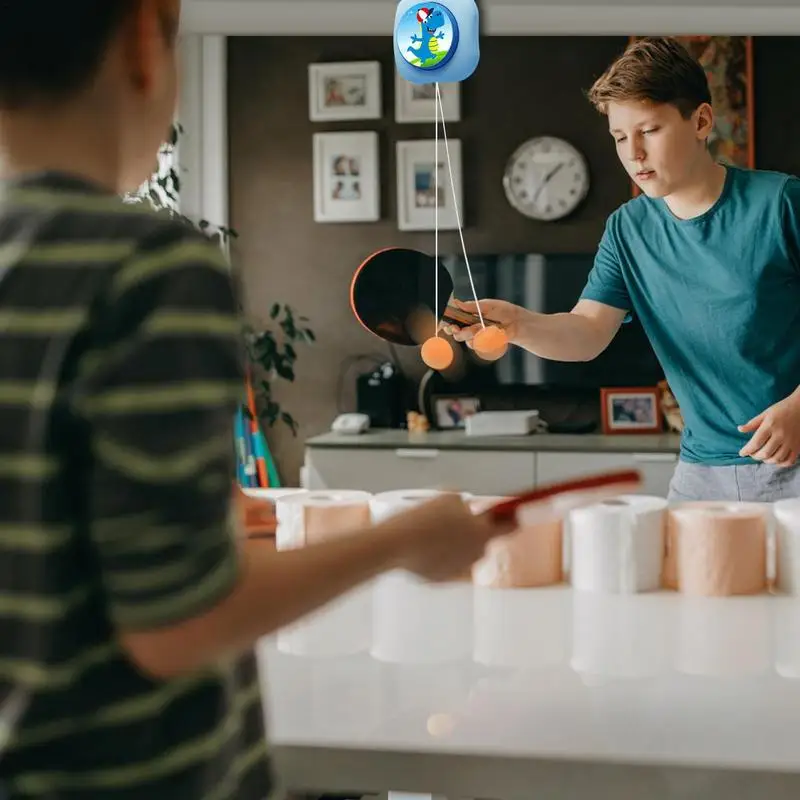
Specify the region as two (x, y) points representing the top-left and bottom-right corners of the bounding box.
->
(434, 80), (439, 338)
(434, 82), (485, 329)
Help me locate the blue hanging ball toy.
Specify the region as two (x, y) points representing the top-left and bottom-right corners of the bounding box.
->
(394, 0), (480, 84)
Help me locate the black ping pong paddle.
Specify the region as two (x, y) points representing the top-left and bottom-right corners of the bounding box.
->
(349, 247), (500, 346)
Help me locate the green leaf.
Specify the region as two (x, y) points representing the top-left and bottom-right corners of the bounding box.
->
(304, 328), (316, 341)
(281, 411), (298, 435)
(275, 360), (295, 382)
(270, 303), (280, 319)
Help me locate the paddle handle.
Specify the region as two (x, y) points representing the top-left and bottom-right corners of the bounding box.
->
(441, 303), (502, 329)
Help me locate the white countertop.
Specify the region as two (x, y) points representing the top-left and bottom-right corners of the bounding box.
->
(306, 428), (682, 454)
(257, 578), (800, 799)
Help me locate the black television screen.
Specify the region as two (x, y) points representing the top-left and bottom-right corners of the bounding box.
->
(439, 252), (664, 389)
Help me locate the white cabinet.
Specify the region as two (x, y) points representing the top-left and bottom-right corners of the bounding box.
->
(304, 447), (536, 496)
(535, 451), (677, 497)
(303, 439), (679, 499)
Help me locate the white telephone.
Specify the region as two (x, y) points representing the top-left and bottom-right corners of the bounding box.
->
(331, 412), (371, 435)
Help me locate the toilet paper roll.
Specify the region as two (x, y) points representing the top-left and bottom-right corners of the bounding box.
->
(232, 486), (308, 539)
(569, 495), (667, 594)
(666, 502), (769, 596)
(371, 489), (473, 582)
(370, 488), (469, 524)
(275, 490), (372, 550)
(240, 486), (308, 503)
(774, 499), (800, 595)
(469, 495), (562, 588)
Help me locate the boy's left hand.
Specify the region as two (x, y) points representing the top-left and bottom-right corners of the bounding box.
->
(739, 390), (800, 466)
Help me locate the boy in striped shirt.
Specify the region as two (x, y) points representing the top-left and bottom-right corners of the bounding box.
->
(0, 1), (512, 798)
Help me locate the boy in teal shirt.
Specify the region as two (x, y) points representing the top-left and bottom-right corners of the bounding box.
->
(451, 37), (800, 502)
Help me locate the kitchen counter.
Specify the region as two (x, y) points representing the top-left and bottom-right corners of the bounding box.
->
(259, 581), (800, 800)
(306, 428), (682, 454)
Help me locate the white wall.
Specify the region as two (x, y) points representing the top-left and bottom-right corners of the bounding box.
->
(176, 34), (228, 231)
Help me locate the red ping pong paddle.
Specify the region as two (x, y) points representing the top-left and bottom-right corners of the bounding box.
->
(484, 468), (643, 523)
(350, 247), (501, 346)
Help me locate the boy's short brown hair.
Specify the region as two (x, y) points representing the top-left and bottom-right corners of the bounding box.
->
(0, 1), (180, 110)
(587, 36), (712, 119)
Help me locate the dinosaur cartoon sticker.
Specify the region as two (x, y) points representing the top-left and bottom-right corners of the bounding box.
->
(394, 1), (479, 84)
(397, 5), (457, 70)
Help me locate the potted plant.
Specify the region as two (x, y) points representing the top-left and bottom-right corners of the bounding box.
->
(241, 306), (315, 438)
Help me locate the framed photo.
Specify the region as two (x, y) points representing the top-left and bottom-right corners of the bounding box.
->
(600, 386), (663, 435)
(630, 36), (754, 196)
(395, 74), (461, 123)
(433, 395), (481, 430)
(308, 61), (382, 121)
(396, 139), (463, 231)
(313, 132), (380, 223)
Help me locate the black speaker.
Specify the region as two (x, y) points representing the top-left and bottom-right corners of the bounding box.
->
(356, 361), (406, 429)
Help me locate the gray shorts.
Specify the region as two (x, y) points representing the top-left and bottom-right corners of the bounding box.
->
(668, 459), (800, 503)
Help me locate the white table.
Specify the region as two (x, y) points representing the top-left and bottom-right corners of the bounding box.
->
(257, 577), (800, 800)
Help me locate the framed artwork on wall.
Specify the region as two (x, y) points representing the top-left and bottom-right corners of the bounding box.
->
(629, 35), (755, 195)
(395, 74), (461, 123)
(313, 132), (380, 223)
(396, 139), (463, 231)
(308, 61), (382, 121)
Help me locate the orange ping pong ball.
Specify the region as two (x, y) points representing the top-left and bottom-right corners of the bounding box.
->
(421, 335), (454, 370)
(472, 325), (509, 361)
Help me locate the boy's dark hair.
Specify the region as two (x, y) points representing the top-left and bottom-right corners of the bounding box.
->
(0, 2), (177, 110)
(587, 36), (712, 119)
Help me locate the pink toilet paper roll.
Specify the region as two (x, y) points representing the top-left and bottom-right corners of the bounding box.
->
(470, 495), (563, 588)
(274, 490), (373, 549)
(666, 502), (769, 596)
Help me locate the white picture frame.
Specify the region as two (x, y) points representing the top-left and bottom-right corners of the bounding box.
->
(308, 61), (382, 121)
(396, 139), (463, 231)
(313, 132), (380, 223)
(395, 74), (461, 123)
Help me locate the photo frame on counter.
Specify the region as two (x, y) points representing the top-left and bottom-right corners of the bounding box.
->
(432, 394), (481, 430)
(313, 131), (380, 223)
(396, 138), (463, 231)
(600, 386), (663, 435)
(308, 61), (382, 121)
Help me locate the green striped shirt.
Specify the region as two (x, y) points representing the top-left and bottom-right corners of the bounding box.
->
(0, 173), (271, 799)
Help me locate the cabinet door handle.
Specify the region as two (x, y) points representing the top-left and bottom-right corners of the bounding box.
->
(632, 453), (678, 463)
(394, 448), (440, 459)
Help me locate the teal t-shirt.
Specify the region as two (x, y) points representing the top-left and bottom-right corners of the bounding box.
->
(581, 165), (800, 465)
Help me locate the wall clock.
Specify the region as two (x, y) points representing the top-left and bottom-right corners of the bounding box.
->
(502, 136), (590, 221)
